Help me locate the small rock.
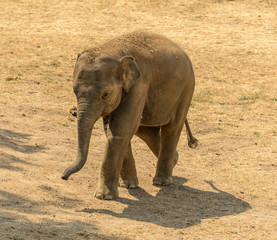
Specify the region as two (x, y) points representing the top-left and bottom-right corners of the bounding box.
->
(6, 76), (18, 81)
(70, 106), (77, 117)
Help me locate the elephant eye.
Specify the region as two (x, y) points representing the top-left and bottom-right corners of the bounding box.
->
(101, 92), (110, 100)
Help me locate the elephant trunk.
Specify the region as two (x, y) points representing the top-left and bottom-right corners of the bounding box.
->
(62, 101), (100, 180)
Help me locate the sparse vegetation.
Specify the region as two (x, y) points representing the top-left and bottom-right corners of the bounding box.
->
(57, 121), (69, 127)
(76, 232), (90, 239)
(253, 131), (261, 137)
(194, 90), (214, 103)
(51, 61), (62, 68)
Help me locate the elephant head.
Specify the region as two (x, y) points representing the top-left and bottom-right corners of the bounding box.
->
(61, 52), (141, 180)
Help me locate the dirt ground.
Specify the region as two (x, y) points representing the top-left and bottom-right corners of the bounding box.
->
(0, 0), (276, 239)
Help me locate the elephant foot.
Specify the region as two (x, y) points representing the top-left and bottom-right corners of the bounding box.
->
(153, 152), (177, 186)
(119, 178), (138, 189)
(153, 175), (173, 186)
(94, 183), (119, 200)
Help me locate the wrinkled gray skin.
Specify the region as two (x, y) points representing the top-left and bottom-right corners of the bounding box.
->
(62, 31), (197, 200)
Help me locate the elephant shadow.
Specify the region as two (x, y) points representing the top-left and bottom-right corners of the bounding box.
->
(0, 129), (47, 154)
(0, 190), (127, 240)
(0, 129), (47, 171)
(81, 177), (251, 228)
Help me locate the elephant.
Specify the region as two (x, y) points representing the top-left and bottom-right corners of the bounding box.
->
(62, 31), (198, 200)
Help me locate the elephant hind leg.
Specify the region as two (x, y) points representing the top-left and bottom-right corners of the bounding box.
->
(153, 125), (183, 186)
(120, 143), (139, 189)
(135, 126), (161, 157)
(154, 85), (194, 186)
(135, 126), (179, 179)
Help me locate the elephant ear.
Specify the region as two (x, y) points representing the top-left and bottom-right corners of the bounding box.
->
(120, 56), (141, 93)
(73, 53), (81, 77)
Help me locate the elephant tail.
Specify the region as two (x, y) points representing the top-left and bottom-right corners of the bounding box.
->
(185, 118), (198, 149)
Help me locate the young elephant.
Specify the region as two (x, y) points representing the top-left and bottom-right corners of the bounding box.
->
(62, 31), (197, 200)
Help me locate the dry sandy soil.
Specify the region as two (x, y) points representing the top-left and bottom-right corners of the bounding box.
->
(0, 0), (276, 239)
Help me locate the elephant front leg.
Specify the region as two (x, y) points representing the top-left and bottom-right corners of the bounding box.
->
(103, 117), (138, 190)
(120, 143), (139, 189)
(94, 137), (129, 200)
(95, 83), (147, 199)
